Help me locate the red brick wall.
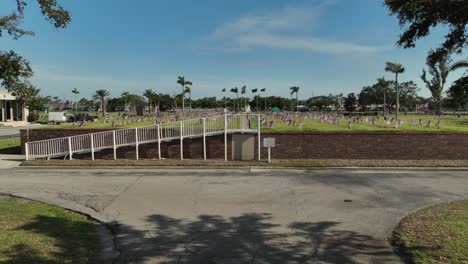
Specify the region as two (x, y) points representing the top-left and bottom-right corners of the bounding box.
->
(21, 129), (468, 160)
(258, 132), (468, 160)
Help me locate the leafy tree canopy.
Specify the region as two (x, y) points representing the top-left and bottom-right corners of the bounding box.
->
(344, 93), (357, 112)
(385, 0), (468, 64)
(447, 76), (468, 110)
(0, 0), (70, 108)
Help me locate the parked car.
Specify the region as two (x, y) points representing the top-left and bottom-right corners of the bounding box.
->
(48, 112), (67, 124)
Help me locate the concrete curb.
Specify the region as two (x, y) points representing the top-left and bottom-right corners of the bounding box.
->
(12, 166), (468, 171)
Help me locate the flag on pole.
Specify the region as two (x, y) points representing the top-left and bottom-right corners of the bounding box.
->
(261, 88), (266, 92)
(222, 88), (226, 92)
(252, 88), (258, 93)
(241, 86), (246, 94)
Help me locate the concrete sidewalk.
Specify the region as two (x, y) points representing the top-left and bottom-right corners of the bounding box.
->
(0, 154), (24, 169)
(0, 168), (467, 263)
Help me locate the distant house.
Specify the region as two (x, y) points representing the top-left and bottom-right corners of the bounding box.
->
(0, 90), (28, 122)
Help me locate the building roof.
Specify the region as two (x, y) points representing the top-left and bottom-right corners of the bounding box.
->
(0, 90), (17, 101)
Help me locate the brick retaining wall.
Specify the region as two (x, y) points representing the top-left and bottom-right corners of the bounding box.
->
(20, 129), (468, 160)
(257, 132), (468, 160)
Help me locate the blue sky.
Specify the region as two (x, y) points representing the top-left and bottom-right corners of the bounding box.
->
(1, 0), (465, 101)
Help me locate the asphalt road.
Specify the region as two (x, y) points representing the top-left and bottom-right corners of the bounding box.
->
(0, 168), (467, 264)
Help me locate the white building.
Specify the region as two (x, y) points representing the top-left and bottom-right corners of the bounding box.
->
(0, 90), (28, 122)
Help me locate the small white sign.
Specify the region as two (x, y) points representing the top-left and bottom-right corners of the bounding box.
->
(263, 138), (276, 147)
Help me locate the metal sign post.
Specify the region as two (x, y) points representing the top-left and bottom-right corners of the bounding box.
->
(263, 138), (275, 163)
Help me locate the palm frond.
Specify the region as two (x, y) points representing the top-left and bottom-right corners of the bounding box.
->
(449, 60), (468, 72)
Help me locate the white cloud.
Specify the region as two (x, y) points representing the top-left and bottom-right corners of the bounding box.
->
(202, 2), (389, 55)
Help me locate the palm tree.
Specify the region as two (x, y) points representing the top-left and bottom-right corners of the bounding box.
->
(385, 62), (405, 120)
(376, 77), (390, 116)
(177, 76), (192, 113)
(143, 89), (155, 114)
(184, 86), (192, 111)
(290, 86), (300, 111)
(121, 91), (130, 112)
(94, 89), (110, 115)
(421, 57), (468, 115)
(151, 92), (159, 114)
(72, 88), (79, 113)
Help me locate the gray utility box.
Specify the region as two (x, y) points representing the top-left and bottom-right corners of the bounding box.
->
(232, 134), (255, 161)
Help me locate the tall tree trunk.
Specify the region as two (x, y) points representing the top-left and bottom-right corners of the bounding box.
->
(182, 86), (185, 113)
(102, 98), (106, 115)
(437, 95), (442, 116)
(383, 89), (386, 116)
(395, 74), (399, 120)
(148, 98), (151, 114)
(296, 93), (298, 112)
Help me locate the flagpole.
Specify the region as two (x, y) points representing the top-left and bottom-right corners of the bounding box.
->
(256, 94), (259, 112)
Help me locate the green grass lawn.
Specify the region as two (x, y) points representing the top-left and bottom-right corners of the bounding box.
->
(35, 112), (468, 132)
(0, 197), (102, 264)
(392, 200), (468, 264)
(261, 114), (468, 132)
(0, 137), (20, 154)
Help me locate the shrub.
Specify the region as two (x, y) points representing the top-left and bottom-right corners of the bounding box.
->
(27, 112), (41, 122)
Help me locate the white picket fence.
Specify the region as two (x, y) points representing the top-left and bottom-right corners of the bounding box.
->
(25, 114), (261, 161)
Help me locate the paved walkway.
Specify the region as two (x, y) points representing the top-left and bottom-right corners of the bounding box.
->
(0, 168), (467, 263)
(0, 154), (24, 169)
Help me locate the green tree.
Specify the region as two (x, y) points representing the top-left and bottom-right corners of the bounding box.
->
(289, 86), (300, 111)
(385, 62), (405, 120)
(94, 89), (110, 115)
(447, 76), (468, 110)
(344, 93), (357, 112)
(121, 91), (130, 112)
(421, 57), (468, 114)
(143, 89), (155, 114)
(72, 88), (79, 113)
(377, 77), (391, 116)
(385, 0), (468, 65)
(177, 76), (192, 113)
(12, 81), (45, 112)
(0, 1), (71, 91)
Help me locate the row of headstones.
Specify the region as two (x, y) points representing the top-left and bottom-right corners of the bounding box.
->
(258, 111), (442, 129)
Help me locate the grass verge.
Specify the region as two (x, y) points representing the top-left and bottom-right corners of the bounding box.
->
(20, 159), (468, 167)
(0, 196), (101, 264)
(391, 200), (468, 264)
(0, 137), (21, 154)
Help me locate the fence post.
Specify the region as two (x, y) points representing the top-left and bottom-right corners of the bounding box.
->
(224, 114), (228, 161)
(68, 137), (73, 160)
(203, 118), (207, 160)
(112, 130), (117, 160)
(241, 114), (244, 131)
(135, 128), (139, 160)
(180, 121), (184, 160)
(25, 143), (29, 161)
(257, 114), (261, 161)
(90, 134), (95, 161)
(157, 124), (161, 160)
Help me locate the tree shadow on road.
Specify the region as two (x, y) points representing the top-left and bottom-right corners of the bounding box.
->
(113, 213), (399, 263)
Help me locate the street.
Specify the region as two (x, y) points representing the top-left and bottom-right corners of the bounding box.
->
(0, 168), (467, 263)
